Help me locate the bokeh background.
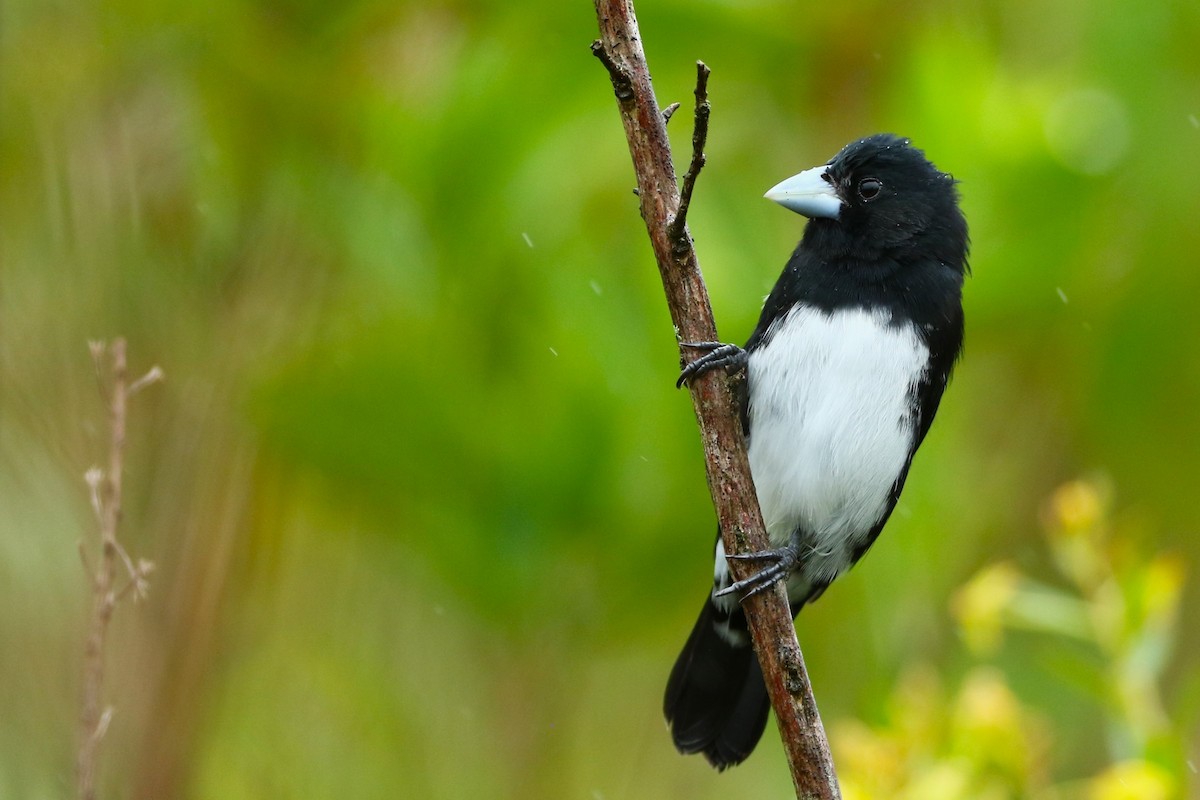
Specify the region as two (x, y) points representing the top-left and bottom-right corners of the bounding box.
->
(3, 0), (1199, 797)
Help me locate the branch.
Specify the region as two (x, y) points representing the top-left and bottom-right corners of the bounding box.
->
(592, 3), (840, 797)
(77, 339), (159, 800)
(668, 62), (710, 244)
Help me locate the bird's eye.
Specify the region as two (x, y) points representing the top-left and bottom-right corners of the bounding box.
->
(857, 178), (883, 201)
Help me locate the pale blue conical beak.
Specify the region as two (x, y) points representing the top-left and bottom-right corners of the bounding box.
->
(764, 165), (842, 219)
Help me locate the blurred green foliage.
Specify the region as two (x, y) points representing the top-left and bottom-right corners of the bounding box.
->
(2, 0), (1199, 797)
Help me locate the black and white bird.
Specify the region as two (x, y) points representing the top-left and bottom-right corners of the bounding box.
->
(663, 134), (969, 769)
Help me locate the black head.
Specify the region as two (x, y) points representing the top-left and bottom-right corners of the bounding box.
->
(766, 134), (968, 271)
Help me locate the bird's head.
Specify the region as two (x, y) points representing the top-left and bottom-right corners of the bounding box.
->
(765, 134), (968, 269)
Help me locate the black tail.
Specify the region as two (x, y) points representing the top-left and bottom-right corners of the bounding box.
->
(663, 597), (770, 770)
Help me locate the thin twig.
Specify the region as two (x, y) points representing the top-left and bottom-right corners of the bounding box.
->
(128, 365), (164, 396)
(85, 467), (104, 524)
(668, 62), (711, 243)
(591, 3), (840, 797)
(76, 338), (158, 800)
(590, 40), (633, 101)
(110, 537), (141, 590)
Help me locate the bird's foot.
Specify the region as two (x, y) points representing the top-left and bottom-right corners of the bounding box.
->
(715, 545), (800, 602)
(676, 342), (747, 388)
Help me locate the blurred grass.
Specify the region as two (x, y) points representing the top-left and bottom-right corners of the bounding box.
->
(2, 0), (1199, 797)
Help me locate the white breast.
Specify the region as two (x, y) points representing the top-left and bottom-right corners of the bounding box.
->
(745, 305), (928, 585)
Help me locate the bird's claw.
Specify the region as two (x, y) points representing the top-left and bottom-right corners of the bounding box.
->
(714, 545), (800, 602)
(676, 342), (747, 388)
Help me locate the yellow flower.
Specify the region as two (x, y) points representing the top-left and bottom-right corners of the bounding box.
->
(1142, 554), (1185, 627)
(952, 668), (1040, 781)
(952, 562), (1022, 654)
(1042, 477), (1113, 589)
(1048, 479), (1105, 532)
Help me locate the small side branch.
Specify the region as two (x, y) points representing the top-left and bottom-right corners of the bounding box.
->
(591, 39), (634, 102)
(668, 61), (711, 244)
(77, 339), (160, 800)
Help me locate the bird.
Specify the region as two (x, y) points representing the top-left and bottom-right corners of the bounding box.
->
(663, 134), (969, 770)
